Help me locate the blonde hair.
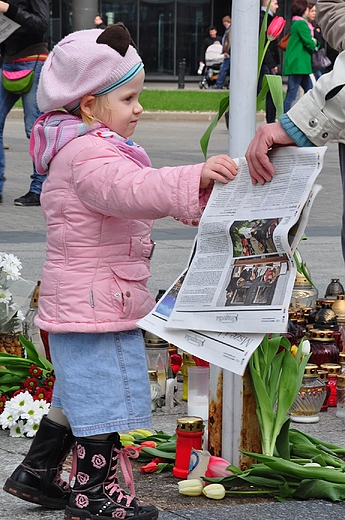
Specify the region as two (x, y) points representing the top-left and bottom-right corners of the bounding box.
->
(77, 94), (113, 126)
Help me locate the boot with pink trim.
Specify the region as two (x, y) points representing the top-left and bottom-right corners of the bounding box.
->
(64, 432), (159, 520)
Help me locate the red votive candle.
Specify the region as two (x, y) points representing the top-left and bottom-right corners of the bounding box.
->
(172, 416), (204, 479)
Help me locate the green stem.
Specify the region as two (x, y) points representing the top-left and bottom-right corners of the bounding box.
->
(225, 489), (278, 495)
(257, 40), (270, 83)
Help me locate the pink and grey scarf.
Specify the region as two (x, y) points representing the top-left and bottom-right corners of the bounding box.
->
(30, 111), (152, 174)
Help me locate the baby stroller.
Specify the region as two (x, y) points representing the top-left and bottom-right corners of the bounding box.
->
(199, 42), (226, 89)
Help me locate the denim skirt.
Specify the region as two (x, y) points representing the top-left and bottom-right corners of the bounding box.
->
(49, 329), (152, 437)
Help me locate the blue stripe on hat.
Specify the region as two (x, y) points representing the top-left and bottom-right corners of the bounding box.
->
(70, 62), (144, 113)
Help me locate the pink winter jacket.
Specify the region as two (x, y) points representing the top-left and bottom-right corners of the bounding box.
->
(35, 134), (208, 333)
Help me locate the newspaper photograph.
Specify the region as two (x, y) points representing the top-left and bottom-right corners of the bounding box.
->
(137, 269), (264, 375)
(164, 146), (326, 334)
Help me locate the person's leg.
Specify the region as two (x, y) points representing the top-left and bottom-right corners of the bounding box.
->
(49, 330), (157, 520)
(0, 63), (19, 199)
(300, 73), (313, 94)
(14, 59), (46, 205)
(215, 56), (230, 88)
(284, 75), (302, 112)
(3, 402), (74, 509)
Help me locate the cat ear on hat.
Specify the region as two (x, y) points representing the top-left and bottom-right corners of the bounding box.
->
(96, 22), (137, 56)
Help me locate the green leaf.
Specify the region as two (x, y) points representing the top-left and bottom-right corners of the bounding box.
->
(275, 417), (291, 460)
(19, 335), (53, 370)
(293, 479), (345, 501)
(155, 462), (174, 474)
(199, 96), (229, 159)
(257, 75), (284, 117)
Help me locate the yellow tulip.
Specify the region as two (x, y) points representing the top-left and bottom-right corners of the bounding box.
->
(178, 479), (204, 496)
(202, 483), (226, 500)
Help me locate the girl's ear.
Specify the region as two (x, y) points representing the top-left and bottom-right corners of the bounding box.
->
(79, 95), (96, 117)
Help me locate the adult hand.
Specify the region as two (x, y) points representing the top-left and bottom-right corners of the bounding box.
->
(245, 122), (295, 185)
(0, 2), (9, 13)
(200, 155), (238, 189)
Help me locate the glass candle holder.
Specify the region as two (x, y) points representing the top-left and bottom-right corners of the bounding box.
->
(336, 374), (345, 418)
(289, 364), (327, 423)
(320, 363), (341, 407)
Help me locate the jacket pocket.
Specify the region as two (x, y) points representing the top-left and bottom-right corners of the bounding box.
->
(109, 263), (151, 320)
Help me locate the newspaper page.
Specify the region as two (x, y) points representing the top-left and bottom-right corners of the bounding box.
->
(0, 14), (19, 43)
(164, 146), (326, 334)
(137, 266), (264, 375)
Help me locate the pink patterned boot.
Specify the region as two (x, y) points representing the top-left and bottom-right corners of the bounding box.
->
(64, 433), (159, 520)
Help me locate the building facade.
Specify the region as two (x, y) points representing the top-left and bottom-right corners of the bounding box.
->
(50, 0), (290, 79)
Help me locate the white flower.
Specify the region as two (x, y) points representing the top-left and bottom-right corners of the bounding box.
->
(16, 310), (25, 321)
(301, 340), (311, 356)
(23, 421), (40, 437)
(0, 288), (12, 303)
(37, 400), (50, 415)
(9, 419), (25, 437)
(21, 399), (46, 425)
(0, 253), (22, 281)
(0, 409), (17, 429)
(0, 391), (49, 437)
(10, 390), (33, 410)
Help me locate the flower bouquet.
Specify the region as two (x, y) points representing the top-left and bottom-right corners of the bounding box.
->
(0, 252), (25, 334)
(0, 390), (50, 437)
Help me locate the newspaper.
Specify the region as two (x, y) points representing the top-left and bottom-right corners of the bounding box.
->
(138, 146), (325, 372)
(0, 14), (19, 43)
(162, 146), (325, 333)
(138, 241), (264, 375)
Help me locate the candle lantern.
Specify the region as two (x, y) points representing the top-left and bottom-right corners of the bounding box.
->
(172, 416), (204, 479)
(289, 364), (327, 423)
(144, 331), (170, 396)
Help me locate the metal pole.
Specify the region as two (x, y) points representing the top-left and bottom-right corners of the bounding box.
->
(72, 0), (98, 31)
(221, 0), (261, 466)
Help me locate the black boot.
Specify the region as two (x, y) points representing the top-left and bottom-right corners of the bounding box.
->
(3, 415), (75, 509)
(64, 433), (159, 520)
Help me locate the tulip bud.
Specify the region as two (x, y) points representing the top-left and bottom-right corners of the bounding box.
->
(139, 461), (159, 473)
(178, 478), (204, 496)
(204, 455), (232, 478)
(202, 483), (226, 500)
(267, 16), (286, 41)
(301, 339), (311, 356)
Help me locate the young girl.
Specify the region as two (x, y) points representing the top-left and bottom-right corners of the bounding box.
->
(3, 23), (237, 520)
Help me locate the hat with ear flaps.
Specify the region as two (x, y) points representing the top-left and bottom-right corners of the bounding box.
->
(37, 22), (143, 113)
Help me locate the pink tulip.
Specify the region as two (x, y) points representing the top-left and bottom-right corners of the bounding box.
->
(204, 455), (232, 478)
(267, 16), (286, 41)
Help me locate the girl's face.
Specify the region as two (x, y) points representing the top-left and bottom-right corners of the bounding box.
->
(100, 69), (145, 138)
(307, 5), (316, 21)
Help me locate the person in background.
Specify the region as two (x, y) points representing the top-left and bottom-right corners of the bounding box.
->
(2, 23), (238, 520)
(258, 0), (281, 123)
(198, 25), (222, 74)
(245, 0), (345, 262)
(306, 1), (325, 79)
(214, 15), (231, 89)
(94, 14), (107, 29)
(283, 0), (317, 112)
(0, 0), (49, 206)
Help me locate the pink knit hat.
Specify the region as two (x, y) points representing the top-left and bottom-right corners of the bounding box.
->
(37, 23), (143, 113)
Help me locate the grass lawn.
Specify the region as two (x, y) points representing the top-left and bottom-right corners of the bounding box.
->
(14, 89), (228, 112)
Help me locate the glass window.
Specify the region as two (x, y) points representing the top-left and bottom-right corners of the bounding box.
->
(176, 0), (211, 75)
(140, 1), (175, 75)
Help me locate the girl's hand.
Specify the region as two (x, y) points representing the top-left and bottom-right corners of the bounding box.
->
(200, 155), (238, 189)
